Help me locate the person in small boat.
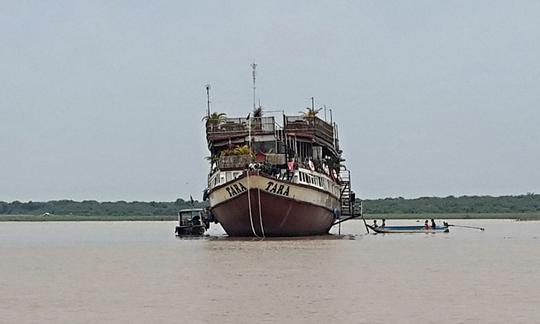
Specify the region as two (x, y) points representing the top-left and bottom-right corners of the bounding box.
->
(431, 219), (436, 229)
(424, 220), (430, 230)
(373, 220), (378, 228)
(381, 219), (386, 228)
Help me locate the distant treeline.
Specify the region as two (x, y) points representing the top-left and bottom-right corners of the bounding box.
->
(0, 199), (207, 216)
(361, 194), (540, 214)
(1, 194), (539, 216)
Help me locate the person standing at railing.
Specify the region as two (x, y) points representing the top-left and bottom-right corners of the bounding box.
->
(287, 159), (296, 180)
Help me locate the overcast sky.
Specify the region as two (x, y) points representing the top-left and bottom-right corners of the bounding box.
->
(1, 1), (539, 201)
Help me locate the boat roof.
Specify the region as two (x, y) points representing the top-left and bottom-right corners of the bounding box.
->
(179, 208), (206, 213)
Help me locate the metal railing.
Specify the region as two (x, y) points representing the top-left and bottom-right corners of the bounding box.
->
(206, 117), (276, 135)
(284, 115), (335, 148)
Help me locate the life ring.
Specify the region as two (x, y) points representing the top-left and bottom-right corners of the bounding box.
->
(308, 160), (315, 171)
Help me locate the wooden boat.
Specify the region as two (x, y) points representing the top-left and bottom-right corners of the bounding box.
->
(203, 66), (356, 237)
(366, 224), (449, 234)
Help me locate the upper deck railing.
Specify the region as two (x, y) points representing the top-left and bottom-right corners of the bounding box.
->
(284, 115), (336, 149)
(206, 114), (340, 154)
(206, 116), (277, 142)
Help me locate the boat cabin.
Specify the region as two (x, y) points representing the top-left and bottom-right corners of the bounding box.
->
(206, 113), (342, 174)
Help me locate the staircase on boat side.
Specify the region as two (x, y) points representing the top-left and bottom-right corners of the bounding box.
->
(339, 166), (353, 217)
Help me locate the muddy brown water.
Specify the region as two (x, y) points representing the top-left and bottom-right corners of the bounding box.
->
(1, 220), (539, 323)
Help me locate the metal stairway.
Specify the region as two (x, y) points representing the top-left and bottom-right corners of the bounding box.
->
(339, 166), (353, 217)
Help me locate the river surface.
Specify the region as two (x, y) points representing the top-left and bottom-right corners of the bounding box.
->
(1, 219), (539, 323)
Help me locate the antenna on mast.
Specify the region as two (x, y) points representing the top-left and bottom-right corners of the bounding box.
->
(251, 63), (257, 111)
(205, 84), (211, 117)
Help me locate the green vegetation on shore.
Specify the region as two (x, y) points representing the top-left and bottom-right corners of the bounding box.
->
(361, 194), (540, 214)
(0, 215), (177, 222)
(1, 194), (539, 221)
(0, 199), (205, 218)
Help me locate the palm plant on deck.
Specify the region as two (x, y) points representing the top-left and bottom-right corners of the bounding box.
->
(300, 107), (322, 118)
(253, 106), (263, 118)
(202, 112), (227, 129)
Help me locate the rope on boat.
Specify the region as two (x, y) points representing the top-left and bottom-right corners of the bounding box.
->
(360, 202), (369, 234)
(257, 187), (265, 237)
(246, 171), (260, 238)
(448, 224), (485, 231)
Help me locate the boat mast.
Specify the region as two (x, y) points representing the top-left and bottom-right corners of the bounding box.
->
(249, 63), (257, 149)
(251, 63), (257, 111)
(205, 84), (211, 117)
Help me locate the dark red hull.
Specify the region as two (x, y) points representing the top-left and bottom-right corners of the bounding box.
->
(211, 189), (335, 237)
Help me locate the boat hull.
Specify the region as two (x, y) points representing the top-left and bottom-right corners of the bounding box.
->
(209, 174), (339, 237)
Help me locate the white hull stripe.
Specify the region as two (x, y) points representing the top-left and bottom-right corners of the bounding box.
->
(209, 175), (340, 211)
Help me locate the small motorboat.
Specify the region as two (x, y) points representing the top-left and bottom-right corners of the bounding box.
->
(175, 208), (210, 236)
(366, 224), (449, 234)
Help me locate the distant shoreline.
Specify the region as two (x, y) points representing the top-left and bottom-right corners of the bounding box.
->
(2, 212), (539, 222)
(3, 195), (539, 218)
(0, 215), (178, 222)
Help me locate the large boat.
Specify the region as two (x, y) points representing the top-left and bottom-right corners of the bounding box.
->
(203, 72), (354, 237)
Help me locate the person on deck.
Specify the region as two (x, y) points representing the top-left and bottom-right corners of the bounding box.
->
(424, 220), (430, 230)
(381, 219), (386, 227)
(431, 219), (436, 229)
(373, 220), (378, 228)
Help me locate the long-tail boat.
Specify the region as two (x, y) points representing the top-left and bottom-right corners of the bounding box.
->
(366, 224), (450, 234)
